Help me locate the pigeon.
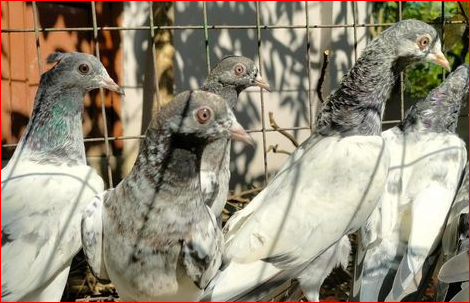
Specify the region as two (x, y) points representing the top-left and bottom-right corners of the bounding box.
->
(352, 64), (468, 302)
(437, 163), (469, 302)
(1, 52), (124, 302)
(203, 19), (451, 302)
(81, 90), (254, 301)
(200, 56), (270, 225)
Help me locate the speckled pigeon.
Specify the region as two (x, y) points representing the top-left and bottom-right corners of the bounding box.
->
(200, 56), (270, 225)
(81, 90), (253, 301)
(202, 19), (451, 302)
(1, 52), (123, 302)
(353, 64), (468, 302)
(437, 163), (469, 302)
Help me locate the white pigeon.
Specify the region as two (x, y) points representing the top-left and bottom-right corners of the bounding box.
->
(353, 64), (468, 302)
(81, 90), (254, 301)
(203, 19), (451, 302)
(1, 52), (123, 302)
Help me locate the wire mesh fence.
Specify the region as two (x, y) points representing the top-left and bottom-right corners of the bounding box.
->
(1, 1), (468, 301)
(2, 1), (467, 190)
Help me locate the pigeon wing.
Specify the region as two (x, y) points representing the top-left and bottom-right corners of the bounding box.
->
(81, 190), (111, 281)
(1, 162), (103, 301)
(181, 205), (223, 289)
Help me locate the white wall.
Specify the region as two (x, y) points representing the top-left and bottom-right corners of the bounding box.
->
(173, 1), (372, 189)
(120, 1), (373, 190)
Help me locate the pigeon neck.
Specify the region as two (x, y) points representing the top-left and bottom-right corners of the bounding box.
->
(316, 39), (402, 136)
(15, 81), (86, 165)
(202, 83), (238, 109)
(400, 88), (466, 134)
(131, 127), (205, 205)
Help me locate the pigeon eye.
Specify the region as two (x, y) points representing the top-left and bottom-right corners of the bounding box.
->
(196, 108), (212, 124)
(234, 64), (246, 76)
(418, 36), (430, 49)
(78, 63), (90, 74)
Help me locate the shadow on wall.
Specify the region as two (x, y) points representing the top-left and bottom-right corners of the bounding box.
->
(173, 1), (361, 190)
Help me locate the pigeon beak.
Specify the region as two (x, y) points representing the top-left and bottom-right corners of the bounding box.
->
(101, 74), (125, 96)
(253, 75), (271, 92)
(430, 51), (451, 72)
(229, 121), (255, 146)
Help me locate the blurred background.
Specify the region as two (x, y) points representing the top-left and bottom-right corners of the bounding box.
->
(1, 1), (468, 301)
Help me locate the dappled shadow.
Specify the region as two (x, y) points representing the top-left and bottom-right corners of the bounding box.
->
(173, 2), (359, 191)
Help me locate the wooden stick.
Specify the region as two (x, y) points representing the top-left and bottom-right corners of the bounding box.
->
(316, 50), (330, 104)
(269, 112), (300, 147)
(268, 144), (291, 155)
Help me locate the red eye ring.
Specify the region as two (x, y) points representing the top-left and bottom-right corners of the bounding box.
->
(196, 108), (212, 124)
(418, 36), (430, 49)
(234, 63), (246, 76)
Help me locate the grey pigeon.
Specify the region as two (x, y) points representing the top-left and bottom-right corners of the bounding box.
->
(1, 52), (123, 302)
(437, 163), (469, 302)
(81, 90), (253, 301)
(353, 64), (468, 301)
(203, 19), (451, 302)
(200, 56), (270, 225)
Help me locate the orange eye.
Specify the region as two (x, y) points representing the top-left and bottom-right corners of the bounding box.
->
(78, 63), (90, 74)
(234, 63), (246, 76)
(196, 108), (211, 124)
(418, 36), (430, 49)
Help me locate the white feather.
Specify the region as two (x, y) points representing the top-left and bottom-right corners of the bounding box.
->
(1, 160), (103, 301)
(81, 191), (110, 280)
(206, 134), (390, 301)
(355, 129), (467, 301)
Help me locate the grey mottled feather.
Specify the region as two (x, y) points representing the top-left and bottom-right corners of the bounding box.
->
(82, 90), (243, 301)
(400, 64), (469, 133)
(317, 20), (442, 136)
(200, 56), (266, 224)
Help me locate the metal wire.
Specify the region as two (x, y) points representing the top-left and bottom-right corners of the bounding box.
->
(91, 1), (114, 187)
(31, 1), (43, 74)
(2, 20), (465, 33)
(1, 1), (467, 186)
(352, 1), (358, 61)
(305, 1), (314, 131)
(149, 1), (161, 111)
(203, 2), (211, 75)
(441, 1), (447, 80)
(255, 2), (269, 184)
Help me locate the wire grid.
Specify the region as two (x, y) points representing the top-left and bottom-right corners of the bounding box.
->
(1, 1), (465, 189)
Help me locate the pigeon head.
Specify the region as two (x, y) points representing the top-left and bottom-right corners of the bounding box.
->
(162, 90), (253, 146)
(316, 19), (451, 137)
(203, 56), (270, 93)
(382, 19), (450, 71)
(45, 52), (125, 95)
